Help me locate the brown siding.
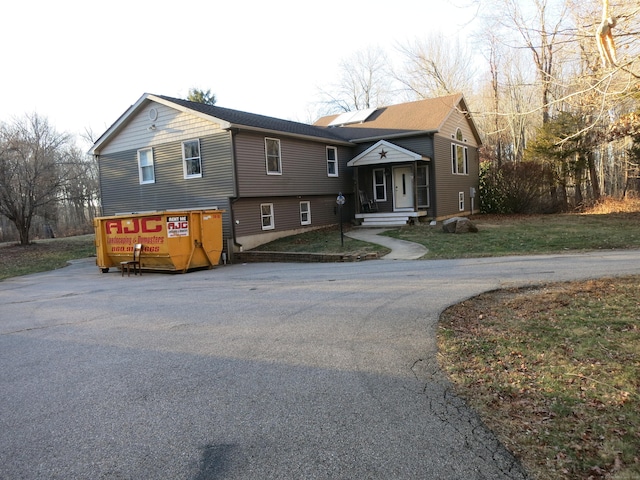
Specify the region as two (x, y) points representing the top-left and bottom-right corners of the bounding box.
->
(433, 134), (479, 218)
(234, 131), (353, 197)
(430, 107), (481, 218)
(441, 109), (480, 148)
(232, 195), (351, 239)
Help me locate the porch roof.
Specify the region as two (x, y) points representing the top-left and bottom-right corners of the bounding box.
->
(347, 140), (430, 167)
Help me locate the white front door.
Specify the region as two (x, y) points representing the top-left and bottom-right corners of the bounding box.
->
(393, 166), (414, 210)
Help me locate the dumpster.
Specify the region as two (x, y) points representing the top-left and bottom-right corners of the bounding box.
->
(94, 209), (224, 273)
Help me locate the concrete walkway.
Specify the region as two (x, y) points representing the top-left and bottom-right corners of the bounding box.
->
(345, 228), (428, 260)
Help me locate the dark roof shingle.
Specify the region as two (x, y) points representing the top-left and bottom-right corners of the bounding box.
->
(158, 95), (350, 143)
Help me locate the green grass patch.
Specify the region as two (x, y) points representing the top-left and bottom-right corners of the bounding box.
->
(386, 212), (640, 259)
(439, 277), (640, 479)
(0, 235), (96, 281)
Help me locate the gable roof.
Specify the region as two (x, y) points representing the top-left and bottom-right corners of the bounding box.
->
(89, 93), (352, 154)
(315, 93), (482, 144)
(90, 92), (482, 155)
(347, 140), (429, 167)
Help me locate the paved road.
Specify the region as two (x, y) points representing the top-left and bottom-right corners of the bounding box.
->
(2, 251), (640, 479)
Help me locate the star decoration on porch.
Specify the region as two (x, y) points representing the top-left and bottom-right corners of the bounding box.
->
(379, 149), (387, 158)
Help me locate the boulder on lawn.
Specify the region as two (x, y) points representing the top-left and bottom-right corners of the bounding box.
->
(442, 217), (478, 234)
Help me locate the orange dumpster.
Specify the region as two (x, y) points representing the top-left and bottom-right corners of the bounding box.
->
(93, 209), (224, 273)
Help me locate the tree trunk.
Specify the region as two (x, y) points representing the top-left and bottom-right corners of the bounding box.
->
(587, 151), (601, 201)
(17, 218), (31, 245)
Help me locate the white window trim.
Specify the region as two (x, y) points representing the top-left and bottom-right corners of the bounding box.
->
(326, 146), (338, 177)
(182, 139), (202, 179)
(451, 143), (468, 175)
(137, 147), (155, 184)
(417, 165), (430, 208)
(261, 203), (275, 230)
(459, 192), (465, 211)
(373, 168), (387, 201)
(265, 137), (282, 175)
(300, 201), (311, 225)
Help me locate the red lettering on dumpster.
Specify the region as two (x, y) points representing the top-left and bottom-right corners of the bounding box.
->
(105, 216), (163, 235)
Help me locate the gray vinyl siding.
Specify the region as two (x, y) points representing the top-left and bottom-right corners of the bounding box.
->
(98, 131), (235, 239)
(100, 103), (226, 155)
(232, 195), (350, 238)
(234, 131), (353, 197)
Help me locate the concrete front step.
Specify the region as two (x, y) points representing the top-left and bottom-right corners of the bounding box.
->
(361, 218), (409, 227)
(356, 211), (427, 227)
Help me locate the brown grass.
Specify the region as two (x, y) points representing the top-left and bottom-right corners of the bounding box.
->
(439, 276), (640, 480)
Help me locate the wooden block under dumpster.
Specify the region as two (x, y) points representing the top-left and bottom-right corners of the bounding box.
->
(93, 210), (224, 273)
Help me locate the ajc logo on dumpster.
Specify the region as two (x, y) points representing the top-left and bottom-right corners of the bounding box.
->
(167, 216), (189, 237)
(105, 216), (162, 234)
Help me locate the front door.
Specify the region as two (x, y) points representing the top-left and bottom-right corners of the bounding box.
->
(393, 166), (414, 210)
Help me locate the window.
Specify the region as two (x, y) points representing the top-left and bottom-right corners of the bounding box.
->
(451, 143), (468, 175)
(265, 138), (282, 175)
(261, 203), (274, 230)
(138, 148), (155, 184)
(459, 192), (465, 211)
(300, 201), (311, 225)
(416, 165), (430, 207)
(326, 146), (338, 177)
(373, 168), (386, 201)
(182, 139), (202, 178)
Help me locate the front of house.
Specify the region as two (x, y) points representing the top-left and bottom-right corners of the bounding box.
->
(89, 93), (481, 261)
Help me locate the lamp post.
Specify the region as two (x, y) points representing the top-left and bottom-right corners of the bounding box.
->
(336, 192), (345, 246)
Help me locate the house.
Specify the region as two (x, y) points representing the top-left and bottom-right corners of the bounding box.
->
(89, 92), (481, 260)
(314, 93), (481, 226)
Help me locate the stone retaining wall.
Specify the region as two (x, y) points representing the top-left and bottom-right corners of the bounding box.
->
(233, 251), (379, 263)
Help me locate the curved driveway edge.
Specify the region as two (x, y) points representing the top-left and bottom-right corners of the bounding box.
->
(2, 251), (640, 479)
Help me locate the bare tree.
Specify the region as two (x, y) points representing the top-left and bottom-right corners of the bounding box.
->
(0, 114), (77, 244)
(395, 34), (477, 99)
(316, 46), (396, 114)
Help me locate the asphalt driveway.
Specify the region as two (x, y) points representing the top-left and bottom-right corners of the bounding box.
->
(2, 251), (640, 479)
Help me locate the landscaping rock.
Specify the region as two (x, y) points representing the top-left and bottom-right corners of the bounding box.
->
(442, 217), (478, 234)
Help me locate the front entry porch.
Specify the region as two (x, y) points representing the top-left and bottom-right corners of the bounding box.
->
(348, 140), (432, 226)
(355, 210), (429, 227)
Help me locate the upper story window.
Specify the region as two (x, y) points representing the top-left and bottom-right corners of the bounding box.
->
(326, 146), (338, 177)
(451, 144), (468, 175)
(137, 148), (155, 184)
(265, 138), (282, 175)
(182, 139), (202, 178)
(451, 128), (469, 175)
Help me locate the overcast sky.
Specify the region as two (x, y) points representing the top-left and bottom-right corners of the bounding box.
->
(1, 0), (477, 144)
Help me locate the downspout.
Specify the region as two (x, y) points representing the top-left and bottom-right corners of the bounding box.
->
(228, 128), (243, 261)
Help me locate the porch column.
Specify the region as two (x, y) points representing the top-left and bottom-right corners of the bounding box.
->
(413, 162), (418, 212)
(353, 166), (361, 213)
